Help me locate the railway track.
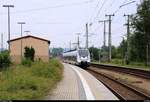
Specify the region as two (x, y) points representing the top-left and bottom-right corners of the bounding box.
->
(90, 63), (150, 79)
(87, 68), (150, 100)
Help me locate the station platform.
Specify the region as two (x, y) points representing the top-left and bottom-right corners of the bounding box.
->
(45, 63), (119, 100)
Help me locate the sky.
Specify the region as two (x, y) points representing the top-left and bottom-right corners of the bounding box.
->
(0, 0), (141, 49)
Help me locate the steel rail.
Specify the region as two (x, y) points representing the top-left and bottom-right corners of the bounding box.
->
(87, 68), (150, 100)
(90, 63), (150, 79)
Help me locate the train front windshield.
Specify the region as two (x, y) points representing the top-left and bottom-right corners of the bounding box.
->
(78, 50), (89, 57)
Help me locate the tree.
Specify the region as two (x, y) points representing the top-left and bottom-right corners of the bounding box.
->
(118, 38), (127, 59)
(130, 0), (150, 62)
(30, 47), (35, 61)
(89, 47), (99, 61)
(101, 45), (119, 60)
(24, 46), (35, 61)
(51, 48), (63, 58)
(0, 50), (11, 68)
(111, 46), (118, 59)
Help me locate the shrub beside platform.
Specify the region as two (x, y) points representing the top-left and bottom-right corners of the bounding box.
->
(0, 59), (63, 100)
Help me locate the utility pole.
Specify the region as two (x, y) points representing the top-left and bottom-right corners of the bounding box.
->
(72, 43), (77, 50)
(146, 44), (148, 66)
(99, 20), (109, 47)
(24, 31), (30, 35)
(121, 36), (125, 64)
(1, 33), (3, 52)
(18, 22), (26, 60)
(91, 45), (94, 61)
(99, 46), (101, 63)
(3, 5), (14, 51)
(98, 20), (109, 62)
(69, 41), (71, 51)
(124, 14), (131, 64)
(76, 33), (80, 49)
(105, 14), (114, 62)
(103, 21), (106, 47)
(78, 36), (80, 48)
(86, 23), (89, 49)
(146, 43), (150, 66)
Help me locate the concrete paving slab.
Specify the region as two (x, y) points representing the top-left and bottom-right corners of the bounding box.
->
(45, 63), (119, 100)
(69, 64), (119, 100)
(45, 63), (85, 100)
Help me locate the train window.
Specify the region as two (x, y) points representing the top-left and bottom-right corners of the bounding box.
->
(78, 50), (89, 57)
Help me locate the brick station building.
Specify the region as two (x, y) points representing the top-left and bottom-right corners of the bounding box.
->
(8, 35), (51, 63)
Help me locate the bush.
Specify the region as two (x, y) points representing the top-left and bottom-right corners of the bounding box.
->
(111, 59), (122, 65)
(0, 50), (11, 68)
(21, 58), (32, 67)
(24, 46), (35, 61)
(31, 60), (63, 81)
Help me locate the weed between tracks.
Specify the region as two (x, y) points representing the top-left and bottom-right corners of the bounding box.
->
(0, 59), (63, 100)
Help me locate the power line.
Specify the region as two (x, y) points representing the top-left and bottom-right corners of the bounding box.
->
(90, 0), (116, 35)
(114, 0), (136, 14)
(89, 0), (109, 36)
(93, 0), (109, 22)
(120, 1), (136, 8)
(112, 0), (136, 22)
(34, 22), (72, 25)
(0, 0), (95, 14)
(113, 0), (128, 15)
(110, 0), (117, 7)
(90, 0), (117, 40)
(122, 0), (128, 5)
(89, 0), (101, 22)
(96, 0), (108, 17)
(104, 0), (117, 14)
(91, 22), (103, 33)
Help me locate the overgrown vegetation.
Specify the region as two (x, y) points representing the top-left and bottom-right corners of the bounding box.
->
(0, 50), (11, 68)
(89, 1), (150, 68)
(0, 59), (63, 100)
(21, 58), (32, 67)
(130, 0), (150, 63)
(94, 58), (150, 71)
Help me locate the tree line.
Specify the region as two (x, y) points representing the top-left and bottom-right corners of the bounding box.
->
(89, 0), (150, 65)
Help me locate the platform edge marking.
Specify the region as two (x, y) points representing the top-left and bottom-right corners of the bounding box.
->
(70, 65), (95, 100)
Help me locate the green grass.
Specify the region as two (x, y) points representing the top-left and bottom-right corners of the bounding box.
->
(0, 59), (63, 100)
(93, 59), (150, 71)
